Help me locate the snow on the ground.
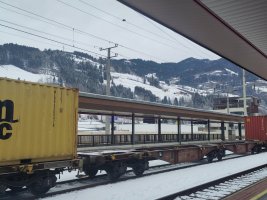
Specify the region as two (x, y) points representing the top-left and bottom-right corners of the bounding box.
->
(111, 72), (193, 101)
(208, 70), (223, 76)
(225, 68), (238, 76)
(114, 123), (199, 133)
(45, 153), (267, 200)
(78, 120), (105, 131)
(256, 86), (267, 93)
(78, 121), (200, 133)
(0, 65), (56, 83)
(72, 55), (100, 67)
(176, 85), (208, 96)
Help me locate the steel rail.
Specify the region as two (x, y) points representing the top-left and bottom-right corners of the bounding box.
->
(156, 164), (267, 200)
(0, 153), (255, 200)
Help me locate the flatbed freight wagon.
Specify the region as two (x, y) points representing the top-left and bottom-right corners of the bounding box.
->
(0, 78), (80, 195)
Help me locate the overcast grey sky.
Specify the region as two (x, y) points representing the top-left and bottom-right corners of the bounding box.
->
(0, 0), (220, 63)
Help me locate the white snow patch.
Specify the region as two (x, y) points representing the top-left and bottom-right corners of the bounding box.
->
(255, 86), (267, 93)
(72, 55), (100, 67)
(0, 65), (56, 83)
(225, 68), (238, 76)
(111, 72), (194, 101)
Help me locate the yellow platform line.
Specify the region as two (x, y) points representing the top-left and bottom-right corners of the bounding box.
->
(250, 189), (267, 200)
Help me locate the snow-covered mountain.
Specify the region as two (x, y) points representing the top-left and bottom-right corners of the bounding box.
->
(1, 43), (267, 108)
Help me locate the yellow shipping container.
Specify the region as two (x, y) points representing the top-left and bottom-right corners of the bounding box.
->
(0, 78), (78, 166)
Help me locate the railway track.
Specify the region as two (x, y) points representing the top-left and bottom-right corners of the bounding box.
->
(157, 165), (267, 200)
(0, 153), (257, 200)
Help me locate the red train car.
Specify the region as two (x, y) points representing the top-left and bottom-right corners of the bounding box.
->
(245, 116), (267, 141)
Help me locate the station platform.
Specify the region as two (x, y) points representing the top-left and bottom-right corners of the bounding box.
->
(78, 139), (227, 152)
(224, 177), (267, 200)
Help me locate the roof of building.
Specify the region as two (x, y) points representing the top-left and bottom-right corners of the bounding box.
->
(79, 92), (244, 122)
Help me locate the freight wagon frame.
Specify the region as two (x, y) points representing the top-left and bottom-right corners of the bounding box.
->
(77, 93), (265, 181)
(78, 140), (263, 180)
(0, 78), (266, 196)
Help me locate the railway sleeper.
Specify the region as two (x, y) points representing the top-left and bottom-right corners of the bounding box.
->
(206, 149), (225, 163)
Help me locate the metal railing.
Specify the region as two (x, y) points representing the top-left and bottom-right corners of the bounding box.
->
(77, 133), (222, 147)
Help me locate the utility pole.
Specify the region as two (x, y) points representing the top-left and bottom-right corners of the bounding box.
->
(243, 69), (247, 116)
(100, 44), (118, 135)
(227, 90), (229, 114)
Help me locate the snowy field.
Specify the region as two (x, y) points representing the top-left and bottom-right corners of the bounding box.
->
(0, 65), (56, 83)
(45, 153), (267, 200)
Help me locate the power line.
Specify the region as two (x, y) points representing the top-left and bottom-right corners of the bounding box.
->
(0, 1), (116, 44)
(0, 19), (102, 50)
(0, 30), (62, 49)
(1, 18), (162, 61)
(78, 0), (182, 44)
(0, 1), (165, 62)
(0, 27), (131, 63)
(56, 0), (184, 51)
(0, 0), (70, 30)
(77, 0), (212, 60)
(0, 23), (106, 57)
(0, 5), (64, 29)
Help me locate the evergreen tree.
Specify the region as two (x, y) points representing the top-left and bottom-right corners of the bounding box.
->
(174, 97), (179, 106)
(162, 96), (168, 104)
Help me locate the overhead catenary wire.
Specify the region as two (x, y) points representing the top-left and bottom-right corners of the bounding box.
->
(0, 18), (161, 62)
(0, 30), (62, 49)
(56, 0), (187, 51)
(0, 23), (106, 57)
(78, 0), (183, 45)
(0, 1), (166, 62)
(0, 27), (130, 63)
(0, 19), (101, 50)
(0, 1), (115, 43)
(77, 0), (213, 60)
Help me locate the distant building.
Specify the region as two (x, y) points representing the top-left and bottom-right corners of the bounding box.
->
(210, 96), (260, 140)
(213, 96), (260, 116)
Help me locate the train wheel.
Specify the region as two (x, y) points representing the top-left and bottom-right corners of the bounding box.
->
(84, 167), (98, 178)
(0, 184), (7, 194)
(132, 161), (148, 176)
(252, 146), (261, 154)
(9, 186), (24, 193)
(106, 163), (126, 181)
(216, 150), (224, 161)
(28, 175), (56, 196)
(207, 155), (213, 163)
(217, 153), (223, 161)
(106, 166), (121, 181)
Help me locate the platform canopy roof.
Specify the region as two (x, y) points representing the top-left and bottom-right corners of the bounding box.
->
(79, 92), (243, 122)
(118, 0), (267, 80)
